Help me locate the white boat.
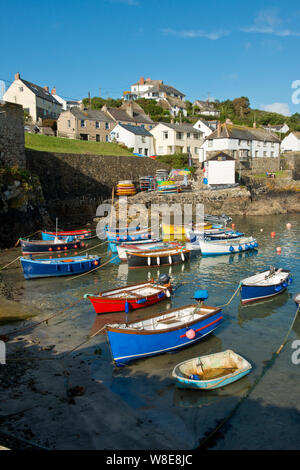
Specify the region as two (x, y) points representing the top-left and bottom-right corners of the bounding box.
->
(116, 238), (164, 261)
(240, 267), (291, 304)
(172, 350), (252, 390)
(199, 236), (258, 256)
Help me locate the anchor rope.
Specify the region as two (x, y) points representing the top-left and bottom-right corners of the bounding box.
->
(0, 256), (21, 271)
(197, 303), (300, 450)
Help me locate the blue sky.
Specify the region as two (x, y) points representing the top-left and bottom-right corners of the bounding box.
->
(1, 0), (300, 115)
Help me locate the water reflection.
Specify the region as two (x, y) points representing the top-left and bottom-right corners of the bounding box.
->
(237, 291), (289, 326)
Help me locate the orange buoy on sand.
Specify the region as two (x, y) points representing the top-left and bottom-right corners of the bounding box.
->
(232, 223), (235, 229)
(271, 232), (276, 238)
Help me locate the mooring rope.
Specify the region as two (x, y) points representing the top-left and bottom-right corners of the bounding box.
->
(65, 254), (119, 282)
(0, 256), (21, 272)
(216, 282), (242, 308)
(198, 303), (300, 450)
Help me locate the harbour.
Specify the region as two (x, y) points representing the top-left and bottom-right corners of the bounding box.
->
(1, 213), (300, 450)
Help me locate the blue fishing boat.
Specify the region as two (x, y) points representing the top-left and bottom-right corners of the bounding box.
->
(172, 350), (252, 390)
(105, 303), (223, 366)
(20, 254), (101, 280)
(20, 238), (85, 255)
(41, 229), (92, 241)
(240, 267), (292, 304)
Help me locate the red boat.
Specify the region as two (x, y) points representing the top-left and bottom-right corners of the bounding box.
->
(41, 229), (92, 241)
(84, 275), (172, 314)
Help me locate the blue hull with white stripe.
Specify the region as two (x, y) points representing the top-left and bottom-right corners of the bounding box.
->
(20, 255), (101, 280)
(106, 305), (223, 366)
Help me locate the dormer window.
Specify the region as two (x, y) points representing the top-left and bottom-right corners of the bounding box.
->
(19, 87), (23, 92)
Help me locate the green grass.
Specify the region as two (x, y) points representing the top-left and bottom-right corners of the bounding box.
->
(252, 170), (289, 179)
(25, 133), (134, 156)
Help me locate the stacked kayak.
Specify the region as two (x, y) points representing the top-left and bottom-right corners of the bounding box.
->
(116, 180), (136, 196)
(157, 181), (180, 194)
(20, 254), (100, 280)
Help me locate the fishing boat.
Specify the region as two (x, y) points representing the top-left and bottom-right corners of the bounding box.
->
(106, 228), (152, 247)
(105, 303), (223, 366)
(204, 214), (232, 227)
(41, 229), (92, 241)
(19, 238), (85, 255)
(127, 246), (190, 269)
(84, 274), (172, 314)
(20, 254), (100, 280)
(116, 238), (164, 261)
(162, 223), (212, 240)
(172, 350), (252, 390)
(199, 237), (258, 256)
(240, 267), (292, 304)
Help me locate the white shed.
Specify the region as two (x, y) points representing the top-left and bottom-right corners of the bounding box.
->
(203, 152), (235, 186)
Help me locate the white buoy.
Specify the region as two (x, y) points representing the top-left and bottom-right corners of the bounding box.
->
(157, 256), (160, 266)
(286, 223), (292, 230)
(147, 257), (151, 266)
(168, 255), (172, 264)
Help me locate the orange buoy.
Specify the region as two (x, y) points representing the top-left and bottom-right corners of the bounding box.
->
(232, 223), (235, 229)
(276, 247), (282, 254)
(271, 232), (276, 238)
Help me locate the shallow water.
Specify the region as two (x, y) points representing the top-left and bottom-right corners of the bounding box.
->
(2, 213), (300, 448)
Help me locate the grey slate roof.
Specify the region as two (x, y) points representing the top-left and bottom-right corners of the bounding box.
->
(119, 124), (152, 136)
(146, 84), (185, 97)
(206, 124), (281, 143)
(21, 79), (61, 106)
(69, 107), (114, 122)
(105, 106), (153, 124)
(159, 122), (202, 134)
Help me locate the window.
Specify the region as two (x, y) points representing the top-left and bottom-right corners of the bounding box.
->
(142, 136), (146, 143)
(271, 142), (274, 148)
(208, 140), (213, 147)
(106, 135), (109, 142)
(187, 133), (190, 138)
(194, 147), (198, 154)
(271, 152), (274, 157)
(105, 122), (110, 130)
(263, 141), (267, 147)
(96, 134), (100, 142)
(19, 87), (23, 92)
(263, 151), (267, 156)
(80, 120), (85, 128)
(176, 132), (183, 140)
(67, 120), (71, 128)
(144, 149), (148, 156)
(163, 131), (168, 139)
(95, 121), (100, 129)
(187, 146), (190, 153)
(255, 151), (258, 157)
(193, 133), (199, 139)
(138, 148), (142, 154)
(149, 125), (152, 129)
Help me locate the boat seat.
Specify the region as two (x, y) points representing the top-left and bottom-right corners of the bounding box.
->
(157, 315), (177, 324)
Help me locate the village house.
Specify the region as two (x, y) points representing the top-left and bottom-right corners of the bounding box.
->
(193, 119), (219, 138)
(50, 87), (81, 111)
(150, 122), (203, 160)
(281, 132), (300, 153)
(262, 123), (290, 134)
(199, 123), (281, 164)
(130, 77), (187, 117)
(57, 107), (115, 141)
(193, 99), (220, 117)
(102, 102), (154, 130)
(3, 73), (62, 122)
(109, 124), (154, 156)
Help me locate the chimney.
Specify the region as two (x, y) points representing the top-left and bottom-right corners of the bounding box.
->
(43, 86), (49, 93)
(125, 102), (134, 118)
(15, 72), (20, 80)
(139, 77), (145, 85)
(51, 87), (56, 95)
(146, 77), (151, 82)
(253, 122), (256, 128)
(217, 122), (221, 137)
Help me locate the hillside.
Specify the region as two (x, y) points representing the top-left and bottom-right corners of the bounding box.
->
(25, 133), (134, 156)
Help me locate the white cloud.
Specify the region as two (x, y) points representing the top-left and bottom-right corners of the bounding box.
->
(261, 103), (291, 116)
(162, 28), (229, 40)
(242, 8), (300, 37)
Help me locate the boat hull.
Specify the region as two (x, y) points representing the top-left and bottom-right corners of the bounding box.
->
(241, 275), (291, 304)
(199, 238), (258, 256)
(88, 291), (169, 314)
(106, 309), (223, 366)
(41, 230), (92, 241)
(117, 240), (163, 261)
(127, 249), (190, 269)
(20, 255), (100, 280)
(20, 239), (85, 255)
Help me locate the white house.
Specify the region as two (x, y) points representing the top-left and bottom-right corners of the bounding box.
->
(130, 77), (187, 116)
(193, 119), (219, 139)
(199, 123), (281, 163)
(50, 87), (81, 111)
(3, 73), (62, 122)
(263, 123), (290, 134)
(109, 123), (154, 156)
(193, 100), (220, 117)
(281, 132), (300, 153)
(203, 152), (235, 186)
(150, 122), (203, 159)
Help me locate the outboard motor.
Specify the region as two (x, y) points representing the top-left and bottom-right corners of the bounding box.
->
(157, 273), (170, 285)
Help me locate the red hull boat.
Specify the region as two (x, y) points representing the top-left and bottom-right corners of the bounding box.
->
(84, 278), (172, 314)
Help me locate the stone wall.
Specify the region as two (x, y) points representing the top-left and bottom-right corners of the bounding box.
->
(26, 150), (170, 222)
(0, 102), (25, 169)
(281, 153), (300, 180)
